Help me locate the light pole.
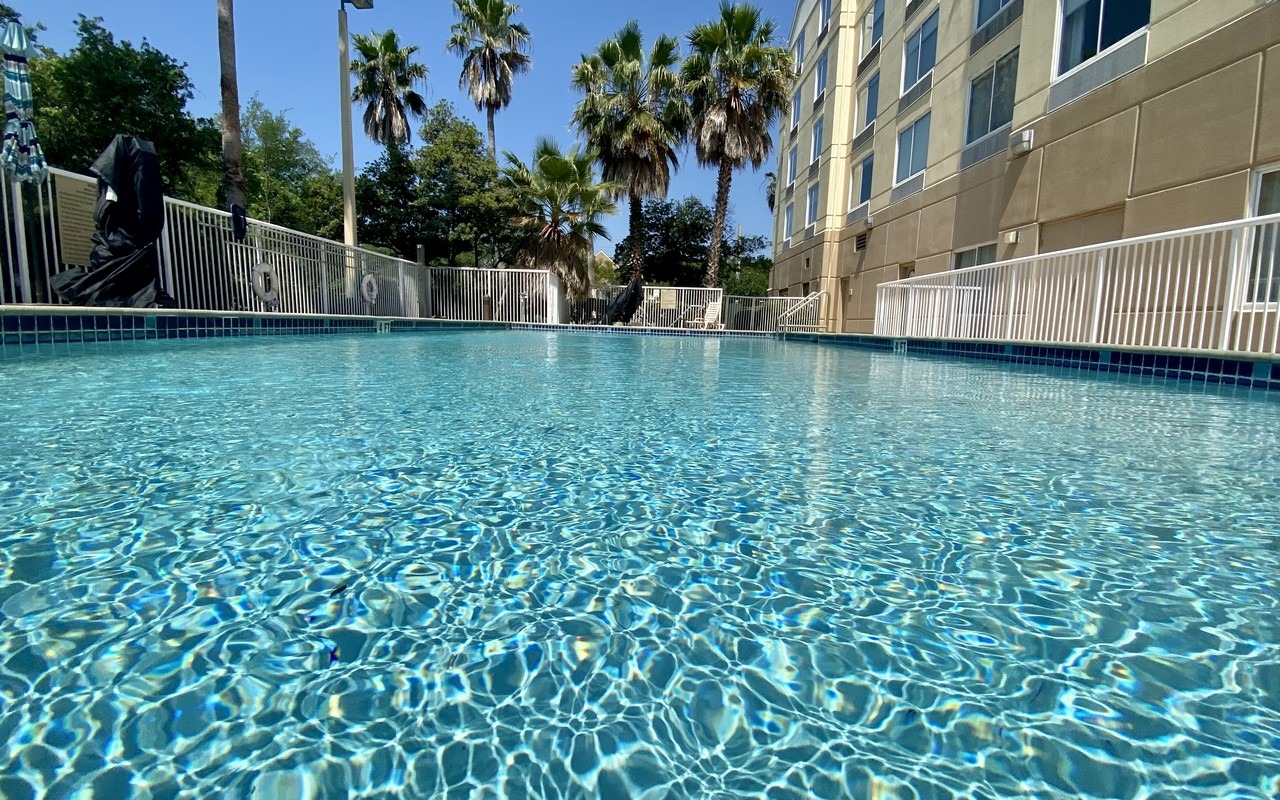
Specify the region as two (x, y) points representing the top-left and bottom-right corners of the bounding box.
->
(339, 0), (372, 248)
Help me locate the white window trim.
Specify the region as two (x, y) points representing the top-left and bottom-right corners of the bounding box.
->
(784, 204), (796, 240)
(1051, 2), (1148, 83)
(811, 116), (824, 165)
(894, 113), (930, 187)
(819, 0), (832, 33)
(787, 148), (798, 188)
(807, 184), (821, 226)
(790, 91), (801, 133)
(952, 241), (999, 270)
(849, 155), (874, 211)
(858, 5), (882, 60)
(901, 10), (938, 95)
(1242, 163), (1280, 310)
(964, 47), (1018, 147)
(974, 0), (1015, 33)
(860, 72), (880, 128)
(814, 51), (828, 101)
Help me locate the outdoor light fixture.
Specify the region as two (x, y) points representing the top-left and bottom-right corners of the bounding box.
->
(346, 0), (374, 9)
(338, 0), (374, 247)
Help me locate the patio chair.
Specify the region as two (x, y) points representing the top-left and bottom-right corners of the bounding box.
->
(684, 300), (723, 330)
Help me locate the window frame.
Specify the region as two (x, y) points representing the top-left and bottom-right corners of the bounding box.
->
(815, 50), (829, 101)
(858, 0), (885, 59)
(784, 203), (795, 240)
(975, 0), (1015, 32)
(791, 89), (801, 131)
(1053, 0), (1150, 81)
(820, 0), (833, 32)
(787, 147), (798, 187)
(894, 112), (931, 186)
(806, 183), (821, 226)
(795, 30), (806, 73)
(964, 47), (1019, 147)
(1244, 164), (1280, 308)
(850, 153), (874, 210)
(811, 116), (825, 165)
(859, 72), (880, 130)
(901, 9), (939, 95)
(952, 242), (999, 271)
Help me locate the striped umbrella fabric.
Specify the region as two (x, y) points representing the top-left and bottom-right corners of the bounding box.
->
(1, 21), (46, 184)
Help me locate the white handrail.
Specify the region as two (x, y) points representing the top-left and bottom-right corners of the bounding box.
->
(779, 291), (828, 333)
(874, 214), (1280, 357)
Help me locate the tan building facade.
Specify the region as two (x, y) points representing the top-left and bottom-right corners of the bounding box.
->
(771, 0), (1280, 334)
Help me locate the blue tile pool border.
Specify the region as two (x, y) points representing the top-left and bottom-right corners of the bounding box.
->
(787, 332), (1280, 392)
(4, 308), (1277, 391)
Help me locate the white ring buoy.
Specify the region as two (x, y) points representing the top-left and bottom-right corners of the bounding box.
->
(360, 274), (378, 304)
(251, 262), (279, 303)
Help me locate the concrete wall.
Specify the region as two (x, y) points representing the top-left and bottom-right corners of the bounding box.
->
(771, 0), (1280, 335)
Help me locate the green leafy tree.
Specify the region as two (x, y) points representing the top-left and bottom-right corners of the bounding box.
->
(355, 143), (425, 258)
(447, 0), (531, 160)
(415, 101), (520, 266)
(349, 30), (428, 146)
(721, 233), (772, 296)
(242, 97), (337, 236)
(501, 139), (617, 302)
(681, 2), (793, 287)
(30, 16), (220, 199)
(572, 21), (689, 281)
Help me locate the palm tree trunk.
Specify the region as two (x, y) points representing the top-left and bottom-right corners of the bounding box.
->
(706, 157), (734, 288)
(627, 194), (644, 281)
(217, 0), (247, 210)
(486, 105), (497, 162)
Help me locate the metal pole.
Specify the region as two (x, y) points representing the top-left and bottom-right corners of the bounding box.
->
(339, 3), (357, 248)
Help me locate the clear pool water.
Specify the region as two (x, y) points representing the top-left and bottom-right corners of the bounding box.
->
(1, 331), (1279, 799)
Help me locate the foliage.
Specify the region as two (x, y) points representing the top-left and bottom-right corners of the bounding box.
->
(447, 0), (531, 158)
(241, 97), (341, 238)
(29, 16), (220, 200)
(501, 138), (617, 302)
(571, 21), (689, 280)
(350, 29), (428, 146)
(680, 2), (792, 286)
(415, 101), (521, 266)
(355, 142), (425, 259)
(613, 195), (772, 293)
(592, 253), (620, 286)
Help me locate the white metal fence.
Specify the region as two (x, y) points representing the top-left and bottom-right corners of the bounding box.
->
(1, 168), (554, 321)
(875, 214), (1280, 357)
(777, 292), (827, 333)
(570, 286), (826, 332)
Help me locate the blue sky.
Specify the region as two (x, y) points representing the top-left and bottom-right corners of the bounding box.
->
(21, 0), (795, 248)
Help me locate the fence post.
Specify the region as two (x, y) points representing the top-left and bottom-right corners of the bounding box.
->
(1089, 251), (1108, 344)
(1220, 227), (1244, 351)
(1004, 270), (1018, 340)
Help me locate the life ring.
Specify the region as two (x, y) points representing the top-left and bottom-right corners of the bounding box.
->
(360, 274), (378, 304)
(251, 262), (279, 303)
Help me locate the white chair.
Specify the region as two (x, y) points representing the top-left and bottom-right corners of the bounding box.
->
(684, 300), (723, 330)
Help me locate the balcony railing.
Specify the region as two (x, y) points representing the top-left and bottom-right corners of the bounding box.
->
(874, 214), (1280, 357)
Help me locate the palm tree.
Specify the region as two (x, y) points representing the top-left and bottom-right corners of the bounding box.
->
(682, 2), (793, 288)
(501, 138), (618, 302)
(764, 171), (777, 212)
(216, 0), (247, 210)
(571, 21), (689, 282)
(349, 30), (429, 146)
(448, 0), (532, 161)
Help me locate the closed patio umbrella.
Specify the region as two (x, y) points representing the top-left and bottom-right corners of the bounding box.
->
(1, 20), (46, 184)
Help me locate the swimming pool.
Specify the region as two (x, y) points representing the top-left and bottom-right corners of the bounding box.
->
(1, 330), (1278, 798)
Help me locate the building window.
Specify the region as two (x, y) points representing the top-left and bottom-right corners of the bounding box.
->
(977, 0), (1015, 30)
(860, 73), (880, 128)
(859, 0), (885, 59)
(1248, 167), (1280, 303)
(815, 51), (829, 100)
(967, 48), (1019, 144)
(807, 183), (820, 225)
(787, 147), (798, 186)
(791, 89), (801, 130)
(795, 30), (806, 72)
(851, 154), (874, 207)
(784, 203), (795, 239)
(811, 116), (824, 163)
(903, 10), (939, 93)
(820, 0), (832, 31)
(896, 112), (931, 184)
(954, 243), (998, 270)
(1058, 0), (1150, 76)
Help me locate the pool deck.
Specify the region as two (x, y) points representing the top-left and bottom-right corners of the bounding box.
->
(3, 305), (1279, 391)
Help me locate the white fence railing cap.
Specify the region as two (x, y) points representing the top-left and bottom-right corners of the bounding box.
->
(877, 212), (1280, 288)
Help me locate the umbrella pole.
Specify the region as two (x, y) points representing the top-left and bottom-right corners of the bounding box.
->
(9, 178), (32, 303)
